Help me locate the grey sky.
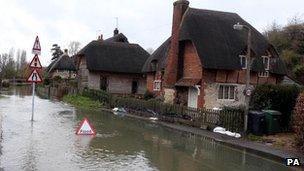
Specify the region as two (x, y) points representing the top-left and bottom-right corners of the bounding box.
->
(0, 0), (303, 66)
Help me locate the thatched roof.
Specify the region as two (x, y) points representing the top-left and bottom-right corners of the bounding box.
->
(77, 33), (149, 74)
(47, 54), (76, 72)
(104, 33), (129, 43)
(142, 37), (171, 72)
(143, 8), (287, 75)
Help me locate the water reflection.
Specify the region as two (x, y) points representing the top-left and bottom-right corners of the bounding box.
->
(0, 87), (293, 171)
(1, 86), (32, 97)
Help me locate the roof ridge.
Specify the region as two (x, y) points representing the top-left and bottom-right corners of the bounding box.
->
(188, 7), (238, 15)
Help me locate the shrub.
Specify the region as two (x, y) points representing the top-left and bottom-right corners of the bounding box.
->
(293, 92), (304, 151)
(82, 89), (111, 104)
(63, 94), (102, 109)
(1, 81), (10, 88)
(143, 90), (154, 100)
(44, 78), (50, 85)
(250, 84), (301, 130)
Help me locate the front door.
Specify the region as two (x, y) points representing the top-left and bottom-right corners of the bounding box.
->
(188, 87), (198, 108)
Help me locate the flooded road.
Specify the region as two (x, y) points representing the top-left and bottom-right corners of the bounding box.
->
(0, 87), (293, 171)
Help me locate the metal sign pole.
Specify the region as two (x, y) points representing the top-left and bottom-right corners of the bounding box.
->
(31, 82), (35, 121)
(29, 35), (42, 122)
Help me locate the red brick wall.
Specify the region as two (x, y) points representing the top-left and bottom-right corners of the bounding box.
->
(215, 70), (227, 83)
(163, 1), (189, 87)
(183, 41), (202, 78)
(204, 70), (216, 83)
(146, 73), (154, 92)
(226, 71), (238, 83)
(146, 71), (164, 96)
(213, 69), (278, 85)
(267, 75), (277, 84)
(237, 70), (246, 84)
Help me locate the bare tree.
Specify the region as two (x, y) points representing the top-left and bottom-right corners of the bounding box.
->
(68, 41), (81, 56)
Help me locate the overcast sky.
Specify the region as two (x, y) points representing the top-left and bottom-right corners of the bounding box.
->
(0, 0), (303, 66)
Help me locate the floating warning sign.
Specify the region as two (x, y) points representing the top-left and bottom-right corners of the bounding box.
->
(76, 117), (96, 135)
(32, 36), (41, 55)
(27, 69), (43, 83)
(29, 54), (42, 69)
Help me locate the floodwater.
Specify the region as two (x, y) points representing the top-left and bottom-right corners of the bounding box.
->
(0, 86), (295, 171)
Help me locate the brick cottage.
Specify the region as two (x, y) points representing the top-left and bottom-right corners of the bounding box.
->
(142, 0), (287, 109)
(76, 29), (150, 95)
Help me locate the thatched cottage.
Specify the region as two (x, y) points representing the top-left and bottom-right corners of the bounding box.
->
(76, 29), (150, 95)
(47, 50), (77, 79)
(142, 0), (287, 109)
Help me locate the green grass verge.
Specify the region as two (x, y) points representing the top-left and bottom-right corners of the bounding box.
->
(246, 134), (263, 142)
(63, 94), (102, 109)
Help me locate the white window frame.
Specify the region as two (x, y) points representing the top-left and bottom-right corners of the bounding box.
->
(262, 56), (270, 70)
(239, 55), (247, 69)
(258, 71), (269, 77)
(258, 56), (270, 77)
(153, 80), (161, 91)
(218, 85), (236, 100)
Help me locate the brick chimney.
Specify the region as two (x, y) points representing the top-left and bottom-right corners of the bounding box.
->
(98, 34), (103, 41)
(162, 0), (189, 104)
(163, 0), (189, 87)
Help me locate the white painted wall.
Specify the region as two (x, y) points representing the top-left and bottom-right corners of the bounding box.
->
(88, 72), (146, 95)
(204, 83), (246, 109)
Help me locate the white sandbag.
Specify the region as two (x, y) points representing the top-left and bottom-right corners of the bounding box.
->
(234, 133), (241, 138)
(149, 117), (158, 121)
(213, 127), (226, 132)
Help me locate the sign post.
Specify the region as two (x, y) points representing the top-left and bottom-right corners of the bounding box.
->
(31, 81), (35, 121)
(28, 36), (42, 121)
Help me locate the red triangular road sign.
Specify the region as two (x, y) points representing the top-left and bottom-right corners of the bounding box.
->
(32, 36), (41, 55)
(27, 69), (43, 83)
(29, 54), (42, 69)
(76, 117), (96, 135)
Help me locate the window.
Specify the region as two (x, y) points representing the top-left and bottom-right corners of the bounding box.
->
(239, 55), (247, 69)
(258, 71), (269, 77)
(218, 85), (236, 100)
(100, 76), (108, 91)
(151, 60), (158, 71)
(262, 56), (270, 70)
(153, 80), (161, 91)
(131, 80), (138, 94)
(259, 56), (270, 77)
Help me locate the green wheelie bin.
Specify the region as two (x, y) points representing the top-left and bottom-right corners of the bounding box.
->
(262, 110), (282, 135)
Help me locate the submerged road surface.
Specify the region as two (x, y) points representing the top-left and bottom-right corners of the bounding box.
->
(0, 87), (294, 171)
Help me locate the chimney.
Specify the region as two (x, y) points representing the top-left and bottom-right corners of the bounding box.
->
(64, 49), (68, 54)
(98, 34), (103, 41)
(114, 28), (119, 36)
(163, 0), (189, 87)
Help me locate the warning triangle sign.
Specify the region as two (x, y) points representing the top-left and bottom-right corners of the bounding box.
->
(29, 54), (42, 69)
(27, 69), (43, 83)
(32, 36), (41, 55)
(76, 118), (96, 135)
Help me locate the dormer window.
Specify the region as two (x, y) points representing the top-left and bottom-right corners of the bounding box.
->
(151, 60), (158, 71)
(239, 55), (247, 69)
(262, 56), (270, 70)
(258, 56), (270, 77)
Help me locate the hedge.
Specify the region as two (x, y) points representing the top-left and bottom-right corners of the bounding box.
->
(250, 84), (301, 130)
(293, 92), (304, 152)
